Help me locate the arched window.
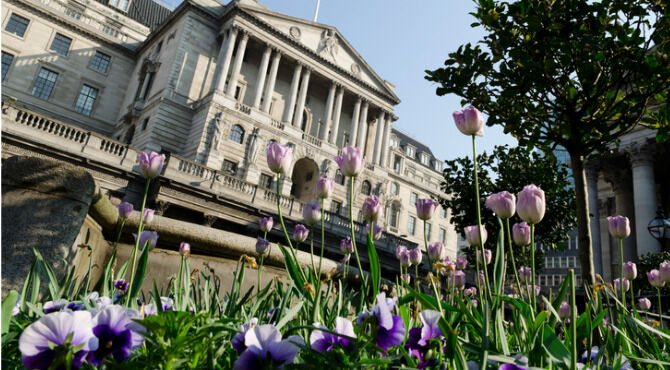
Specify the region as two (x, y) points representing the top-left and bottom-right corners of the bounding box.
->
(389, 202), (400, 228)
(334, 169), (345, 185)
(391, 182), (399, 196)
(361, 180), (371, 195)
(229, 124), (244, 144)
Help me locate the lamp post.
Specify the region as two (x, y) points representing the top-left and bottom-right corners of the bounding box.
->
(647, 206), (670, 251)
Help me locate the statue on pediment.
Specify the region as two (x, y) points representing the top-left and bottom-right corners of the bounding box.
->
(317, 29), (339, 61)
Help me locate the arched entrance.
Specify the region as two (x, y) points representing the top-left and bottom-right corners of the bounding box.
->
(290, 158), (319, 202)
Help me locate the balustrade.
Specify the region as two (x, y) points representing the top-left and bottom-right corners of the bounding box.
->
(302, 133), (322, 147)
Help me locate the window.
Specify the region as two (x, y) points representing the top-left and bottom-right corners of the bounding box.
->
(65, 4), (83, 19)
(222, 160), (237, 176)
(343, 133), (350, 146)
(421, 154), (430, 166)
(361, 180), (371, 196)
(229, 125), (244, 144)
(393, 156), (401, 173)
(425, 223), (432, 239)
(434, 161), (443, 172)
(5, 14), (30, 37)
(331, 200), (342, 215)
(389, 203), (399, 228)
(408, 216), (416, 236)
(142, 72), (155, 99)
(90, 51), (111, 73)
(32, 68), (59, 100)
(334, 170), (345, 185)
(410, 192), (418, 205)
(390, 137), (398, 148)
(2, 52), (14, 81)
(406, 146), (415, 158)
(103, 23), (120, 38)
(391, 182), (399, 196)
(108, 0), (130, 12)
(439, 228), (446, 244)
(50, 33), (72, 56)
(141, 118), (149, 131)
(441, 207), (447, 218)
(155, 40), (163, 54)
(259, 174), (273, 189)
(74, 84), (98, 115)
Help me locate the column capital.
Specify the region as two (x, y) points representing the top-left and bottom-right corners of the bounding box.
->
(601, 160), (632, 194)
(626, 142), (655, 168)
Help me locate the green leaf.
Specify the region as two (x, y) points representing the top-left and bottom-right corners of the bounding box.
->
(277, 243), (304, 288)
(1, 290), (19, 335)
(493, 217), (505, 296)
(128, 244), (150, 302)
(275, 301), (303, 331)
(33, 248), (60, 300)
(366, 230), (380, 299)
(541, 323), (571, 366)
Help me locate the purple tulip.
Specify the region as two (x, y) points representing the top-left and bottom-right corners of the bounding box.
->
(464, 225), (487, 246)
(638, 298), (651, 311)
(660, 262), (670, 283)
(292, 224), (309, 243)
(255, 237), (270, 257)
(334, 146), (365, 177)
(259, 217), (273, 233)
(179, 242), (190, 257)
(523, 285), (541, 297)
(408, 248), (423, 265)
(114, 279), (129, 293)
(142, 208), (154, 223)
(400, 250), (412, 267)
(233, 324), (303, 369)
(622, 261), (637, 280)
(614, 278), (630, 293)
(340, 237), (354, 255)
(478, 270), (485, 284)
(477, 249), (492, 265)
(302, 201), (322, 226)
(464, 287), (477, 297)
(86, 305), (145, 366)
(517, 185), (545, 224)
(19, 311), (99, 369)
(452, 106), (484, 136)
(316, 175), (334, 199)
(116, 202), (133, 219)
(449, 270), (466, 288)
(518, 266), (532, 282)
(232, 318), (258, 354)
(310, 317), (356, 352)
(266, 142), (293, 174)
(471, 299), (478, 308)
(367, 223), (383, 240)
(362, 196), (382, 222)
(648, 269), (665, 288)
(138, 151), (165, 179)
(485, 191), (516, 219)
(456, 257), (468, 270)
(512, 222), (531, 246)
(428, 242), (446, 261)
(402, 274), (411, 284)
(43, 299), (68, 314)
(559, 301), (570, 319)
(395, 245), (408, 260)
(415, 199), (439, 221)
(607, 215), (631, 239)
(133, 230), (158, 250)
(370, 293), (405, 351)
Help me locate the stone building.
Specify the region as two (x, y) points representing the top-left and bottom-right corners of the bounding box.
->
(1, 0), (457, 276)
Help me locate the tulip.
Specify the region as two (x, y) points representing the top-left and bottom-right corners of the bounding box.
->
(133, 230), (158, 250)
(427, 242), (446, 261)
(471, 299), (478, 308)
(362, 196), (382, 222)
(638, 298), (651, 311)
(395, 245), (408, 260)
(293, 224), (309, 243)
(450, 270), (466, 288)
(255, 237), (270, 256)
(517, 184), (545, 224)
(478, 270), (485, 284)
(408, 248), (423, 265)
(138, 151), (165, 179)
(512, 222), (531, 246)
(464, 225), (487, 246)
(452, 106), (484, 136)
(142, 208), (154, 223)
(340, 237), (354, 255)
(401, 274), (411, 284)
(622, 261), (637, 280)
(660, 262), (670, 283)
(614, 278), (630, 293)
(117, 202), (134, 219)
(258, 217), (273, 233)
(415, 199), (439, 221)
(366, 223), (383, 241)
(559, 301), (571, 319)
(485, 191), (516, 219)
(647, 270), (665, 288)
(266, 141), (293, 174)
(477, 249), (492, 265)
(456, 257), (468, 270)
(316, 175), (334, 199)
(518, 266), (532, 283)
(400, 250), (412, 267)
(464, 287), (477, 297)
(175, 242), (189, 257)
(302, 201), (321, 226)
(607, 216), (631, 239)
(334, 146), (365, 177)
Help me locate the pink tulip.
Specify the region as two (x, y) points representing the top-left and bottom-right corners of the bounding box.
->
(179, 242), (190, 257)
(512, 222), (531, 246)
(485, 191), (516, 219)
(647, 269), (665, 288)
(340, 237), (354, 254)
(266, 142), (293, 174)
(138, 151), (165, 179)
(427, 242), (446, 261)
(452, 106), (484, 136)
(334, 146), (365, 177)
(142, 208), (154, 223)
(558, 301), (570, 319)
(622, 261), (637, 280)
(464, 225), (487, 246)
(660, 262), (670, 283)
(256, 237), (270, 256)
(614, 278), (630, 293)
(477, 249), (492, 265)
(638, 298), (651, 311)
(450, 270), (466, 288)
(456, 257), (468, 270)
(607, 215), (630, 239)
(302, 201), (321, 226)
(316, 175), (334, 199)
(259, 217), (273, 233)
(408, 248), (422, 265)
(395, 245), (408, 260)
(116, 202), (133, 219)
(293, 224), (309, 243)
(517, 185), (545, 224)
(415, 199), (439, 221)
(366, 223), (383, 241)
(362, 196), (382, 222)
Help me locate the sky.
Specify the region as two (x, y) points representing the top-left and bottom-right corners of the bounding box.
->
(164, 0), (518, 161)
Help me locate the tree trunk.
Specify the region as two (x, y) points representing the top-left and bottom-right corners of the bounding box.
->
(570, 153), (596, 285)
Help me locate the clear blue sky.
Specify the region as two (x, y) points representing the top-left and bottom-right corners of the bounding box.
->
(165, 0), (517, 161)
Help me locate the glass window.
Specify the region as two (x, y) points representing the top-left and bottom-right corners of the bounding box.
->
(259, 174), (273, 189)
(361, 180), (371, 196)
(32, 68), (59, 100)
(390, 203), (399, 228)
(391, 182), (399, 195)
(222, 160), (237, 176)
(393, 155), (401, 174)
(103, 23), (120, 38)
(410, 192), (418, 205)
(441, 207), (447, 218)
(141, 117), (149, 131)
(406, 146), (414, 157)
(90, 51), (111, 73)
(50, 33), (72, 56)
(421, 154), (430, 165)
(425, 223), (432, 239)
(229, 125), (244, 144)
(108, 0), (130, 11)
(65, 4), (83, 19)
(5, 14), (30, 37)
(331, 200), (342, 215)
(74, 84), (98, 116)
(439, 228), (446, 244)
(2, 52), (14, 81)
(334, 170), (345, 185)
(408, 216), (416, 236)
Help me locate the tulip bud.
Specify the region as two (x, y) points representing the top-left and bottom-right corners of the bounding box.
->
(340, 237), (354, 255)
(334, 146), (365, 177)
(464, 287), (477, 297)
(402, 274), (411, 284)
(614, 278), (630, 293)
(266, 142), (293, 174)
(607, 215), (630, 239)
(138, 151), (165, 179)
(478, 270), (485, 284)
(316, 175), (334, 199)
(427, 242), (446, 261)
(415, 199), (439, 221)
(133, 230), (158, 250)
(517, 184), (546, 224)
(366, 223), (383, 240)
(450, 270), (466, 288)
(647, 269), (665, 288)
(302, 201), (321, 226)
(518, 266), (532, 283)
(456, 257), (468, 270)
(638, 298), (651, 311)
(255, 237), (270, 257)
(477, 249), (492, 265)
(143, 208), (155, 223)
(558, 301), (570, 319)
(464, 225), (487, 246)
(452, 106), (484, 136)
(622, 261), (637, 280)
(485, 191), (516, 219)
(408, 248), (422, 265)
(293, 224), (309, 243)
(179, 242), (190, 257)
(512, 222), (531, 246)
(395, 245), (408, 260)
(362, 196), (382, 222)
(116, 202), (134, 219)
(259, 217), (273, 233)
(400, 250), (412, 267)
(660, 262), (670, 283)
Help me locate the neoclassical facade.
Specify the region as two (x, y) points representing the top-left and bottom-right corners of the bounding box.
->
(1, 0), (457, 263)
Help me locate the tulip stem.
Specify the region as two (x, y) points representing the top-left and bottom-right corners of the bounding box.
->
(126, 178), (151, 306)
(349, 177), (366, 290)
(472, 135), (492, 302)
(275, 173), (307, 283)
(658, 288), (664, 330)
(618, 238), (625, 312)
(310, 226), (316, 278)
(318, 199), (325, 282)
(569, 269), (577, 370)
(258, 255), (264, 295)
(506, 219), (524, 304)
(530, 223), (537, 311)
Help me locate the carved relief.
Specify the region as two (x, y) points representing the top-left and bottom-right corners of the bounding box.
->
(317, 29), (339, 61)
(350, 63), (361, 77)
(289, 26), (302, 40)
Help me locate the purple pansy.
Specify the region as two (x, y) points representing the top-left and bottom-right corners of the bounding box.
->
(114, 279), (129, 293)
(86, 305), (145, 366)
(232, 318), (258, 354)
(310, 317), (356, 352)
(43, 299), (68, 314)
(233, 324), (303, 369)
(372, 293), (406, 352)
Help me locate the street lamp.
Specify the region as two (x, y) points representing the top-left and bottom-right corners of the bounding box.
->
(647, 206), (670, 242)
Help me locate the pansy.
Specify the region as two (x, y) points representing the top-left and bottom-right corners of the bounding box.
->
(310, 317), (356, 352)
(43, 299), (68, 314)
(87, 305), (145, 366)
(418, 310), (442, 346)
(232, 318), (258, 354)
(370, 293), (406, 352)
(233, 324), (303, 369)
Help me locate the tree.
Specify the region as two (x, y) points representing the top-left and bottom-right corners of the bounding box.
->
(426, 0), (670, 284)
(441, 145), (576, 275)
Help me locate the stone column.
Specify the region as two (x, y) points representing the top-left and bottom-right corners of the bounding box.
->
(320, 82), (336, 140)
(585, 162), (603, 275)
(603, 165), (637, 265)
(293, 68), (311, 129)
(252, 45), (272, 109)
(629, 145), (659, 256)
(373, 111), (385, 165)
(226, 31), (249, 98)
(212, 27), (238, 93)
(381, 112), (393, 167)
(350, 97), (362, 147)
(262, 50), (281, 113)
(330, 85), (344, 145)
(357, 101), (369, 148)
(283, 62), (302, 123)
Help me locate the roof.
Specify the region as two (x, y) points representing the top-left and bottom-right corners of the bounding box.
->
(392, 128), (441, 172)
(95, 0), (172, 30)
